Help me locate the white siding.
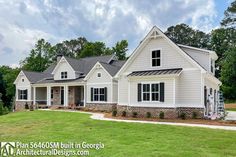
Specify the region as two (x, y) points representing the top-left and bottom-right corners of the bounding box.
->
(128, 77), (174, 107)
(125, 38), (194, 73)
(181, 47), (210, 72)
(54, 59), (76, 80)
(176, 70), (202, 107)
(112, 82), (118, 102)
(15, 72), (32, 101)
(118, 75), (128, 105)
(86, 67), (117, 103)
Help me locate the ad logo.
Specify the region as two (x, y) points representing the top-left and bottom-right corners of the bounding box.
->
(0, 142), (15, 156)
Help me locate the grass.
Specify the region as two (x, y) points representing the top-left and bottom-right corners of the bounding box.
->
(1, 110), (236, 157)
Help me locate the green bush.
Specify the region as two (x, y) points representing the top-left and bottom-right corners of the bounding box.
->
(122, 111), (126, 117)
(192, 112), (197, 119)
(0, 102), (4, 115)
(112, 110), (117, 117)
(132, 112), (138, 118)
(159, 111), (164, 119)
(180, 112), (186, 120)
(146, 112), (151, 118)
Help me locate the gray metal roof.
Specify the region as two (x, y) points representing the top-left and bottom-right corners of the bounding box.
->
(128, 68), (182, 77)
(36, 77), (84, 84)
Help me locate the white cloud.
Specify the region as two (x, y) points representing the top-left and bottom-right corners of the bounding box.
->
(0, 0), (220, 66)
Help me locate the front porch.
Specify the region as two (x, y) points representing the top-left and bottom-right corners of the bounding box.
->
(33, 85), (85, 108)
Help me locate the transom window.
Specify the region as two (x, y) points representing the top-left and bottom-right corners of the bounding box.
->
(61, 71), (68, 79)
(94, 88), (105, 101)
(152, 50), (161, 67)
(142, 83), (160, 101)
(19, 90), (27, 100)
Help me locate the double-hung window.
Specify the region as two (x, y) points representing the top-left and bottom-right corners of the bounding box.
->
(19, 90), (27, 100)
(92, 88), (106, 101)
(142, 83), (160, 101)
(152, 50), (161, 67)
(61, 72), (68, 79)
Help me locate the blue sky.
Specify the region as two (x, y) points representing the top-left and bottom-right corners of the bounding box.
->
(0, 0), (233, 67)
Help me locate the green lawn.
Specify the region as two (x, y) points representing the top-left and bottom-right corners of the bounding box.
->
(226, 108), (236, 111)
(1, 110), (236, 157)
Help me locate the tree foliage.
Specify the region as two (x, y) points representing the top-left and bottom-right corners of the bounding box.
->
(165, 23), (210, 48)
(221, 0), (236, 28)
(220, 46), (236, 100)
(112, 40), (128, 60)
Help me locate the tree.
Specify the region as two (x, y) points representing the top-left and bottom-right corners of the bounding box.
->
(0, 66), (20, 109)
(53, 37), (88, 59)
(79, 41), (112, 58)
(112, 40), (128, 60)
(221, 0), (236, 28)
(21, 39), (55, 72)
(220, 46), (236, 100)
(165, 23), (210, 48)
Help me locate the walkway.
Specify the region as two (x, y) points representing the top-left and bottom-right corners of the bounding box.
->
(40, 109), (236, 131)
(225, 111), (236, 121)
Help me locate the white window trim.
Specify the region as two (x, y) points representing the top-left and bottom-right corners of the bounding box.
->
(19, 89), (27, 100)
(141, 82), (160, 102)
(93, 87), (105, 102)
(61, 71), (68, 79)
(150, 48), (162, 68)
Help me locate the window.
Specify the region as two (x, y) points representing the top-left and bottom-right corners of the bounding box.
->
(61, 72), (68, 79)
(19, 90), (27, 100)
(93, 88), (105, 101)
(51, 89), (53, 99)
(142, 84), (150, 101)
(211, 59), (214, 73)
(142, 83), (160, 101)
(152, 50), (161, 67)
(97, 72), (101, 78)
(22, 79), (24, 82)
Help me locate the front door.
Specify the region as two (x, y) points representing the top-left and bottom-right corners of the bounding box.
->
(61, 87), (64, 105)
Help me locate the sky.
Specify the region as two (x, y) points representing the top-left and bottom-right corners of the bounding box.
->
(0, 0), (233, 67)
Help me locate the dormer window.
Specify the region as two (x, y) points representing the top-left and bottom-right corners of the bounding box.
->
(152, 50), (161, 67)
(61, 72), (68, 79)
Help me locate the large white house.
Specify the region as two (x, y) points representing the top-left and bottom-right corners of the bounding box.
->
(14, 26), (223, 118)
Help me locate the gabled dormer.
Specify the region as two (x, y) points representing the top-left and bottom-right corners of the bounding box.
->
(52, 56), (76, 80)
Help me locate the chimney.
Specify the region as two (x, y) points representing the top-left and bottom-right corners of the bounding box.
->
(57, 53), (63, 62)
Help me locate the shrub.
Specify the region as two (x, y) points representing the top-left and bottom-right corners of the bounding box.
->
(159, 111), (164, 119)
(0, 102), (4, 115)
(112, 110), (117, 117)
(132, 112), (138, 118)
(29, 104), (34, 111)
(122, 111), (126, 117)
(180, 112), (186, 120)
(146, 112), (151, 118)
(192, 112), (197, 119)
(25, 103), (29, 109)
(3, 106), (9, 114)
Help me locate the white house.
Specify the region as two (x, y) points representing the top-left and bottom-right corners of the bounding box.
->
(14, 26), (223, 118)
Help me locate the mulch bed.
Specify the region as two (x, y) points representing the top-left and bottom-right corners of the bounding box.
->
(225, 103), (236, 109)
(104, 113), (236, 127)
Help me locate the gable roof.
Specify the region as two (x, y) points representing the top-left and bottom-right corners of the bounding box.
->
(115, 26), (206, 78)
(22, 70), (52, 83)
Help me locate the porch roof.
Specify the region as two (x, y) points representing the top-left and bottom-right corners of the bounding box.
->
(34, 77), (84, 84)
(128, 68), (182, 77)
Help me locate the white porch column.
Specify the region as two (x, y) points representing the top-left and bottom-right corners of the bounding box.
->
(47, 86), (51, 106)
(15, 88), (18, 101)
(64, 85), (68, 106)
(33, 87), (36, 105)
(83, 85), (86, 107)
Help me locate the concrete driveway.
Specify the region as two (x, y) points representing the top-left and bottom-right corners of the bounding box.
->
(225, 111), (236, 121)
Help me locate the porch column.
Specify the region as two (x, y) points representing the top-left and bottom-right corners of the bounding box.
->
(64, 85), (68, 106)
(47, 86), (51, 106)
(33, 87), (36, 105)
(15, 88), (18, 101)
(83, 85), (86, 107)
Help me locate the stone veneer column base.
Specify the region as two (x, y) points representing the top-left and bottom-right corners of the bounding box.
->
(85, 103), (117, 112)
(117, 105), (204, 119)
(15, 101), (33, 111)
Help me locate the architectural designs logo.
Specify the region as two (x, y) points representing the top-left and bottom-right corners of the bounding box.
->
(0, 142), (15, 156)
